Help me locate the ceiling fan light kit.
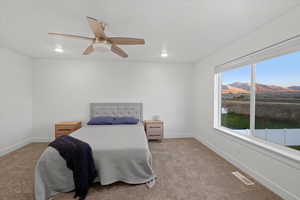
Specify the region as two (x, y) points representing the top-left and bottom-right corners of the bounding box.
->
(93, 42), (112, 52)
(48, 16), (145, 58)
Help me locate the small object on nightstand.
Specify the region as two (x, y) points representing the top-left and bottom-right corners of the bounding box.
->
(55, 121), (82, 138)
(144, 120), (164, 141)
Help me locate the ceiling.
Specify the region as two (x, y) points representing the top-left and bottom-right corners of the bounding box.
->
(0, 0), (299, 63)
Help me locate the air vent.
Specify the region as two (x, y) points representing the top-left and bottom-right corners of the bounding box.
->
(232, 171), (255, 185)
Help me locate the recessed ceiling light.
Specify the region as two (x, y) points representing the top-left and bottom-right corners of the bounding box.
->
(161, 51), (168, 58)
(54, 48), (64, 53)
(54, 45), (64, 53)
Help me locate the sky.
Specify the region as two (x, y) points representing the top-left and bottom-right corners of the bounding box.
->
(222, 51), (300, 87)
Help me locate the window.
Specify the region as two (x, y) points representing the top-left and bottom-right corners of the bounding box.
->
(221, 66), (251, 134)
(216, 51), (300, 152)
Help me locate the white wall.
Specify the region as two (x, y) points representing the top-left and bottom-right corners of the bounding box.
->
(32, 59), (193, 140)
(192, 6), (300, 200)
(0, 48), (33, 156)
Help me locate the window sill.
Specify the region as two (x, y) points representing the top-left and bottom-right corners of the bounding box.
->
(214, 127), (300, 169)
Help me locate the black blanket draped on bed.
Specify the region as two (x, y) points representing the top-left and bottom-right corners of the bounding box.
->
(49, 135), (97, 200)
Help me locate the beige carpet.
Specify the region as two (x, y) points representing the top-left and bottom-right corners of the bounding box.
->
(0, 138), (282, 200)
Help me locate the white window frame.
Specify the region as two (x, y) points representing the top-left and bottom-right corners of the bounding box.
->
(250, 64), (256, 135)
(213, 35), (300, 165)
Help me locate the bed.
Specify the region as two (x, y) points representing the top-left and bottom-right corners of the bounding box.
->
(35, 103), (155, 200)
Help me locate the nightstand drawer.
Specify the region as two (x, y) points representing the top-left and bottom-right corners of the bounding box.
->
(55, 127), (78, 134)
(56, 127), (74, 132)
(147, 133), (162, 137)
(147, 135), (162, 140)
(147, 126), (163, 134)
(146, 124), (162, 130)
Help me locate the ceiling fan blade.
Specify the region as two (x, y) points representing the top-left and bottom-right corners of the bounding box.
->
(86, 16), (107, 39)
(83, 45), (94, 55)
(108, 37), (145, 45)
(48, 33), (94, 41)
(111, 45), (128, 58)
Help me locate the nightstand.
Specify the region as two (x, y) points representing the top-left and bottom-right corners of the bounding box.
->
(144, 120), (164, 140)
(55, 121), (82, 138)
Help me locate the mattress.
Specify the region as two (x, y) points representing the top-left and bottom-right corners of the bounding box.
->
(35, 123), (155, 200)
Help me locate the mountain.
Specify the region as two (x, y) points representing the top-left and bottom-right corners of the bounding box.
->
(222, 82), (300, 94)
(288, 86), (300, 91)
(229, 82), (250, 91)
(222, 84), (249, 94)
(255, 83), (297, 93)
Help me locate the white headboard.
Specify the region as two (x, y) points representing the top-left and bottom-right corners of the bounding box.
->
(90, 103), (143, 121)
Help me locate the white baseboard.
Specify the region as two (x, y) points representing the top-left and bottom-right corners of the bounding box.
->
(195, 135), (299, 200)
(0, 137), (50, 157)
(0, 137), (32, 157)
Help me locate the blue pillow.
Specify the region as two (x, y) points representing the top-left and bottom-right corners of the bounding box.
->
(87, 116), (114, 125)
(112, 117), (139, 124)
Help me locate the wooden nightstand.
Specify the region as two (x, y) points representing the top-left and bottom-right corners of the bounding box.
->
(55, 121), (82, 138)
(144, 120), (164, 140)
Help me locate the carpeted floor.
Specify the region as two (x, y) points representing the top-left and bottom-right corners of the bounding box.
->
(0, 138), (282, 200)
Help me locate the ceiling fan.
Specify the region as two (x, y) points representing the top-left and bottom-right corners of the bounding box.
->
(48, 16), (145, 58)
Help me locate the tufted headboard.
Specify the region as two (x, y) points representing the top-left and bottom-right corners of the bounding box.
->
(90, 103), (143, 121)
